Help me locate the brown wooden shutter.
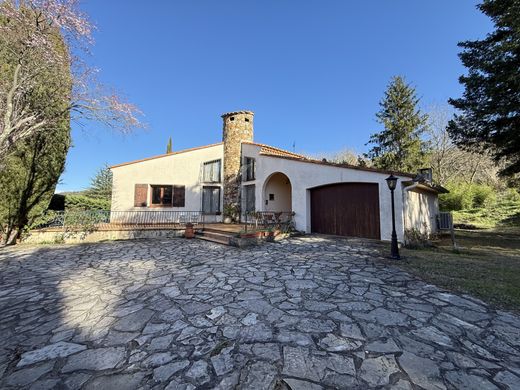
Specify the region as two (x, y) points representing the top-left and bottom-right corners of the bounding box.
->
(173, 185), (185, 207)
(134, 184), (148, 207)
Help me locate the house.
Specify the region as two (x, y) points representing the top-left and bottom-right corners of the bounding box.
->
(110, 110), (445, 241)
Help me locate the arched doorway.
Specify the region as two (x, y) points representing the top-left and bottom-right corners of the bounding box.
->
(263, 172), (292, 212)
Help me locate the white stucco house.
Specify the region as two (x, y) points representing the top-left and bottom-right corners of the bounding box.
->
(110, 110), (446, 241)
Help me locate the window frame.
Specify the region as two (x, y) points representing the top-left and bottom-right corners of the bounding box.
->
(202, 186), (221, 214)
(150, 185), (173, 207)
(202, 159), (221, 183)
(243, 157), (256, 182)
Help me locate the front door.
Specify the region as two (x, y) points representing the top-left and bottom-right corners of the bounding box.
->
(202, 186), (221, 214)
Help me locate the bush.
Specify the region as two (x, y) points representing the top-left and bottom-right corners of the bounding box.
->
(502, 188), (520, 203)
(440, 183), (497, 211)
(65, 194), (110, 211)
(471, 184), (496, 208)
(440, 184), (474, 211)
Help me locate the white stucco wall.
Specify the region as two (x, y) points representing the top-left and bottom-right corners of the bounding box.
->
(111, 144), (224, 212)
(403, 186), (439, 235)
(241, 143), (411, 241)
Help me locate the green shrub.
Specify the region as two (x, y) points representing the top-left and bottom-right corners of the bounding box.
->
(65, 194), (110, 211)
(502, 188), (520, 203)
(440, 183), (497, 211)
(471, 184), (496, 208)
(440, 184), (474, 211)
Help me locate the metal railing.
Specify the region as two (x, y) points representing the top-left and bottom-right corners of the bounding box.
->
(32, 210), (222, 230)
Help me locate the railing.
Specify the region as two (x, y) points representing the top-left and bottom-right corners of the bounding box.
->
(244, 211), (294, 231)
(32, 210), (221, 230)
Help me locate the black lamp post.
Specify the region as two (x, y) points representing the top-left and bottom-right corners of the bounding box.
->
(385, 174), (400, 259)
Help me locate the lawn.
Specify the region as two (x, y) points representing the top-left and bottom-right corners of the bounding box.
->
(397, 228), (520, 313)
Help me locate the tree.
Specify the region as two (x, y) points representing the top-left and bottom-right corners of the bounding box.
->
(448, 0), (520, 176)
(87, 164), (113, 200)
(0, 0), (144, 245)
(0, 4), (72, 245)
(427, 105), (501, 187)
(0, 0), (144, 163)
(365, 76), (429, 173)
(166, 136), (172, 153)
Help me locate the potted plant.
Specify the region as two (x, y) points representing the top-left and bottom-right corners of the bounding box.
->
(223, 204), (238, 224)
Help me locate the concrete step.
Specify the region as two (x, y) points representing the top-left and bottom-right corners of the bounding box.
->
(196, 234), (230, 246)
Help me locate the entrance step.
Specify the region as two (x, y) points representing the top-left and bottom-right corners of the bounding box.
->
(195, 229), (234, 246)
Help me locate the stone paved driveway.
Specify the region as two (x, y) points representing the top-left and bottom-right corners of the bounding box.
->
(1, 237), (520, 389)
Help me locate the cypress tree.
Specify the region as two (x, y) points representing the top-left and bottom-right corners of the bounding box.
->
(166, 136), (172, 153)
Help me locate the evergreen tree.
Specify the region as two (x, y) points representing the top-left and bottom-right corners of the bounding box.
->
(87, 164), (113, 200)
(0, 8), (71, 245)
(365, 76), (429, 173)
(166, 136), (172, 153)
(448, 0), (520, 176)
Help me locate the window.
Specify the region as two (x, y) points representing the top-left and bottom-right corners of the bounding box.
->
(151, 185), (172, 206)
(202, 186), (221, 214)
(244, 157), (255, 181)
(244, 185), (255, 213)
(203, 160), (221, 183)
(269, 193), (275, 201)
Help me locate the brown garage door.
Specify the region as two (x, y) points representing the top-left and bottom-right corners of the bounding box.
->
(311, 183), (381, 239)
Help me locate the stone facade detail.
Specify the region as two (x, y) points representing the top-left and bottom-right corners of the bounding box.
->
(222, 110), (254, 218)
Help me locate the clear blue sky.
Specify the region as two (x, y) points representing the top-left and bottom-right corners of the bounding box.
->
(58, 0), (492, 192)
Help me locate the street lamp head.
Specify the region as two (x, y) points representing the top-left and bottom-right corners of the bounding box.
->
(386, 174), (398, 191)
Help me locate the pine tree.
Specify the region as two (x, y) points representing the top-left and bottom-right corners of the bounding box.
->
(365, 76), (429, 173)
(448, 0), (520, 176)
(166, 136), (172, 153)
(88, 164), (113, 200)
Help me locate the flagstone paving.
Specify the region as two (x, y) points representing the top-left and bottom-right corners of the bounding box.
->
(0, 236), (519, 389)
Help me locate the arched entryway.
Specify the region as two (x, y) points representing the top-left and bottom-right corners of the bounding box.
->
(263, 172), (292, 212)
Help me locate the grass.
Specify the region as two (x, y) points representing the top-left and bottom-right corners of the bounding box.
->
(451, 197), (520, 230)
(396, 228), (520, 313)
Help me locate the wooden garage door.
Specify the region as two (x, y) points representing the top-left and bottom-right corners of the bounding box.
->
(311, 183), (381, 239)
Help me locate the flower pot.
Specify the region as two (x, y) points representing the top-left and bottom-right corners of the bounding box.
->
(223, 217), (232, 224)
(184, 223), (195, 239)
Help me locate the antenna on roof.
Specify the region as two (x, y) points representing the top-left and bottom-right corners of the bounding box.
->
(292, 141), (296, 152)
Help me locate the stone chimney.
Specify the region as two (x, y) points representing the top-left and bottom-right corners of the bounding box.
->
(221, 110), (254, 218)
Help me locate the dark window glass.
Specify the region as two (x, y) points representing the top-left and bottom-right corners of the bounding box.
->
(244, 157), (255, 181)
(245, 185), (255, 212)
(151, 185), (173, 206)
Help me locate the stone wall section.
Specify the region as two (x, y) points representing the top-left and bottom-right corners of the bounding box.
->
(222, 111), (254, 217)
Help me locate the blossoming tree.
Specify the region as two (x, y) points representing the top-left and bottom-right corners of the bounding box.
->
(0, 0), (144, 161)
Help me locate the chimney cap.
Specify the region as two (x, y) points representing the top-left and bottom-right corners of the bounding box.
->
(221, 110), (254, 118)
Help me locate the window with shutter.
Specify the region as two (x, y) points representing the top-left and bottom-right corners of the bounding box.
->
(150, 185), (173, 207)
(173, 185), (185, 207)
(134, 184), (148, 207)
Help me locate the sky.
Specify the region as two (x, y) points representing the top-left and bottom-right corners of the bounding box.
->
(57, 0), (492, 192)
